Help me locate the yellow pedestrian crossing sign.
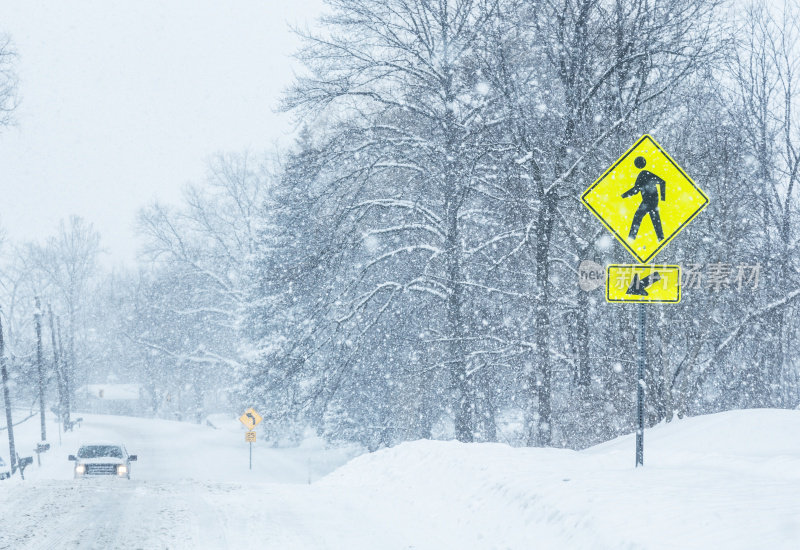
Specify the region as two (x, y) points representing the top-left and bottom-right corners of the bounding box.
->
(581, 135), (708, 263)
(239, 408), (262, 430)
(606, 264), (681, 303)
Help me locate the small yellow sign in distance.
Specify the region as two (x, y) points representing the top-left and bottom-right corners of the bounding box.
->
(582, 135), (708, 263)
(245, 431), (256, 443)
(238, 407), (263, 430)
(606, 264), (681, 303)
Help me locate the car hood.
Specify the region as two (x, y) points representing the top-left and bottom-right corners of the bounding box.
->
(78, 457), (125, 464)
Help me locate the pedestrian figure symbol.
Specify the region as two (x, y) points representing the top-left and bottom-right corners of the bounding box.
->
(622, 156), (666, 241)
(581, 134), (708, 263)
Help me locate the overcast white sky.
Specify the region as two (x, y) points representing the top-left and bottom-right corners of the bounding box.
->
(0, 0), (323, 265)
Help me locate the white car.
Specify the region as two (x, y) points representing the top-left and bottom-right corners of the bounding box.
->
(69, 442), (138, 479)
(0, 455), (10, 480)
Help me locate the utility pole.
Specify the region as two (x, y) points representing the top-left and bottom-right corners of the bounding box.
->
(34, 297), (47, 442)
(0, 309), (17, 474)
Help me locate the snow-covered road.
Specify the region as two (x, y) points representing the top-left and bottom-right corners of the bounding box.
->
(0, 479), (227, 549)
(0, 478), (431, 549)
(0, 412), (452, 549)
(1, 409), (799, 549)
(0, 413), (381, 549)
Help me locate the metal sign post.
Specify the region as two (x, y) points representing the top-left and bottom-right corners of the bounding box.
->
(240, 410), (261, 471)
(245, 430), (256, 469)
(636, 304), (646, 467)
(580, 134), (709, 468)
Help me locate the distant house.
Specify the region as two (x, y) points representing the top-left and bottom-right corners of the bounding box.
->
(77, 383), (145, 416)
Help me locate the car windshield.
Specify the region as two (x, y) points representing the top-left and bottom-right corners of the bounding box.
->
(77, 446), (123, 459)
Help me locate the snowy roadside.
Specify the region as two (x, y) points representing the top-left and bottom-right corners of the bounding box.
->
(0, 409), (798, 549)
(316, 408), (800, 549)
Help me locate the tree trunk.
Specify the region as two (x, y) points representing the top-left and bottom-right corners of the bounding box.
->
(417, 369), (435, 439)
(528, 193), (555, 446)
(0, 313), (17, 473)
(447, 187), (472, 442)
(47, 307), (65, 428)
(476, 365), (497, 442)
(34, 297), (47, 442)
(574, 277), (594, 446)
(57, 317), (71, 427)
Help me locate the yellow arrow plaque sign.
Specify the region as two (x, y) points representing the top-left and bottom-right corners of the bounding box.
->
(582, 135), (708, 263)
(606, 264), (681, 303)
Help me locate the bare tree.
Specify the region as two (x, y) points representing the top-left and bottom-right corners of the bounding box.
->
(136, 152), (271, 370)
(695, 0), (800, 407)
(26, 216), (101, 423)
(284, 0), (513, 442)
(0, 32), (17, 129)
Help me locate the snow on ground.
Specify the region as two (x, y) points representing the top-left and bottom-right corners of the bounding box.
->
(322, 409), (800, 549)
(0, 408), (798, 549)
(1, 410), (361, 484)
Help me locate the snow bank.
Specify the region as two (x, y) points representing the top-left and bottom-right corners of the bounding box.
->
(320, 409), (800, 549)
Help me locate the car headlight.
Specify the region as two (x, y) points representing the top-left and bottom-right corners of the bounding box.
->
(116, 465), (128, 476)
(75, 464), (86, 474)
